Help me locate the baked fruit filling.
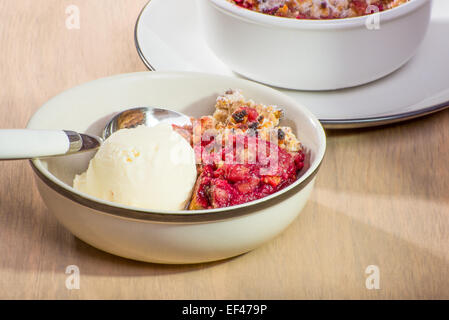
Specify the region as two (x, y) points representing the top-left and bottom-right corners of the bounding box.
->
(190, 136), (305, 209)
(174, 90), (306, 210)
(230, 0), (409, 19)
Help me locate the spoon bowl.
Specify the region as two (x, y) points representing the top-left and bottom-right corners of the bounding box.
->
(102, 107), (191, 140)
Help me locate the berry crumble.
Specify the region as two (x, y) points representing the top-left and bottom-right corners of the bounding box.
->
(173, 90), (306, 210)
(229, 0), (410, 19)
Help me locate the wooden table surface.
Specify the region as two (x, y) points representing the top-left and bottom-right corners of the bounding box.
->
(0, 0), (448, 300)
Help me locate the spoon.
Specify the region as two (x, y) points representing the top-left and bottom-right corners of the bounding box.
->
(0, 107), (191, 160)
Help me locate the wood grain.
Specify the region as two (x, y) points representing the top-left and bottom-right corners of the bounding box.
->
(0, 0), (448, 299)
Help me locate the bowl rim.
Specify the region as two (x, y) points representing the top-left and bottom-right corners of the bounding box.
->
(206, 0), (429, 29)
(28, 71), (326, 224)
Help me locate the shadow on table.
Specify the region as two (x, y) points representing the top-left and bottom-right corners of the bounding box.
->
(70, 236), (245, 276)
(319, 108), (449, 204)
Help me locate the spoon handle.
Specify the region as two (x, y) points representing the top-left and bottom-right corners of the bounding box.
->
(0, 129), (101, 160)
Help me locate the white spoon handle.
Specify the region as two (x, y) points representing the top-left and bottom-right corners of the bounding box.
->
(0, 129), (82, 160)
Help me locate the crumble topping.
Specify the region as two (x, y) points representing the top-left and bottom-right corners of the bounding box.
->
(194, 89), (302, 153)
(230, 0), (409, 19)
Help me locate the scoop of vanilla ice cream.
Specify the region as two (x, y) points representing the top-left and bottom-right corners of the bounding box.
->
(73, 123), (197, 210)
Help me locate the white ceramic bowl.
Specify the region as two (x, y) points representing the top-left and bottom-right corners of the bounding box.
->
(28, 72), (326, 264)
(198, 0), (432, 90)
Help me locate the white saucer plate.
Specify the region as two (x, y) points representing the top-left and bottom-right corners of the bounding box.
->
(135, 0), (449, 129)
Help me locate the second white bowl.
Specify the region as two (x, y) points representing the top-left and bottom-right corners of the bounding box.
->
(199, 0), (432, 91)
